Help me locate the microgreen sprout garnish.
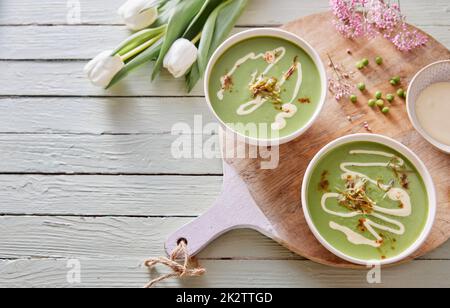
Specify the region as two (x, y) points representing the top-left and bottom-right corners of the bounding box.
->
(249, 56), (299, 106)
(387, 156), (402, 168)
(379, 179), (396, 199)
(249, 76), (281, 104)
(283, 56), (299, 80)
(337, 176), (376, 214)
(386, 156), (413, 183)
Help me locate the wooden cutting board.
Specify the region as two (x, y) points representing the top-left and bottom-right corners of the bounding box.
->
(166, 12), (450, 268)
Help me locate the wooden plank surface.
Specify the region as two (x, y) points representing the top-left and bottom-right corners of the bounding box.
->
(0, 175), (222, 216)
(0, 97), (216, 134)
(1, 259), (449, 288)
(0, 0), (448, 288)
(0, 215), (448, 260)
(2, 26), (448, 60)
(0, 134), (222, 174)
(1, 27), (252, 60)
(0, 0), (448, 26)
(0, 61), (204, 96)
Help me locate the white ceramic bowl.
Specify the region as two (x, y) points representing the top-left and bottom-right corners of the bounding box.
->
(204, 28), (327, 146)
(407, 60), (450, 154)
(301, 134), (437, 266)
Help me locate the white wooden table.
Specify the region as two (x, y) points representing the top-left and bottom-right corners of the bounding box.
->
(0, 0), (449, 288)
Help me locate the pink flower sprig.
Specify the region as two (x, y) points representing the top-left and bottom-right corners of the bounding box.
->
(391, 24), (429, 51)
(330, 0), (370, 39)
(330, 0), (428, 51)
(327, 54), (354, 100)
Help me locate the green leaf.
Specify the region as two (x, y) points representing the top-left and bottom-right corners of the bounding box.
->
(182, 0), (225, 41)
(153, 0), (182, 27)
(185, 64), (201, 92)
(207, 0), (247, 62)
(111, 25), (167, 57)
(186, 0), (248, 92)
(107, 38), (164, 89)
(151, 0), (205, 80)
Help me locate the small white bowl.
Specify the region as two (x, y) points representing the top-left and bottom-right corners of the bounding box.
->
(204, 28), (327, 146)
(301, 134), (437, 266)
(407, 60), (450, 154)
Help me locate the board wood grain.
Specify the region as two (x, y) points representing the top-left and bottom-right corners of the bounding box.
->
(168, 12), (450, 268)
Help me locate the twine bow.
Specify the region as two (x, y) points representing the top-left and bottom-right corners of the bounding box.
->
(143, 240), (206, 288)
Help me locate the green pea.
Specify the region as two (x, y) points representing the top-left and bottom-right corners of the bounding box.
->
(350, 95), (358, 103)
(386, 94), (395, 102)
(382, 107), (390, 114)
(368, 99), (377, 107)
(357, 82), (366, 91)
(375, 91), (382, 99)
(376, 99), (385, 107)
(356, 61), (365, 70)
(362, 58), (369, 66)
(392, 76), (401, 83)
(397, 88), (406, 98)
(390, 79), (398, 86)
(375, 56), (383, 65)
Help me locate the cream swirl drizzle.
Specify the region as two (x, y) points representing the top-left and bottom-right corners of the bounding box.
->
(217, 47), (303, 131)
(321, 150), (412, 248)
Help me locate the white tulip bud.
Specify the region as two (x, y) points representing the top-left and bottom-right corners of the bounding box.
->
(84, 50), (125, 88)
(163, 39), (198, 79)
(118, 0), (159, 31)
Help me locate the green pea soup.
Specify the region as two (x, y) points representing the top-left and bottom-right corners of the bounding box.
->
(207, 36), (322, 140)
(306, 141), (429, 261)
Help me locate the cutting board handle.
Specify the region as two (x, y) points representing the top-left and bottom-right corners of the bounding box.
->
(165, 162), (275, 256)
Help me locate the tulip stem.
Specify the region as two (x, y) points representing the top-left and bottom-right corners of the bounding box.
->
(191, 32), (202, 45)
(121, 31), (165, 62)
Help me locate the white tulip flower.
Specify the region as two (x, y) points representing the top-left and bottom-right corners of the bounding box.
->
(118, 0), (159, 31)
(163, 39), (198, 78)
(84, 50), (125, 88)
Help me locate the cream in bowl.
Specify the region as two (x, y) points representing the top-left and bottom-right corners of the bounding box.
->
(301, 134), (436, 265)
(407, 60), (450, 153)
(204, 29), (327, 145)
